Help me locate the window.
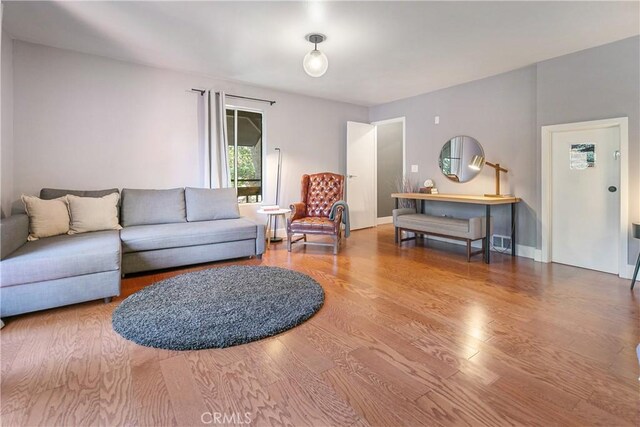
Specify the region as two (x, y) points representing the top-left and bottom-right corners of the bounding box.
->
(226, 108), (263, 203)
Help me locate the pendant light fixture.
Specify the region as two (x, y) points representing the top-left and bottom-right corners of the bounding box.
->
(303, 34), (328, 77)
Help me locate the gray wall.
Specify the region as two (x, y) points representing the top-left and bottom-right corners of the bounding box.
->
(370, 36), (639, 263)
(1, 30), (13, 217)
(536, 36), (640, 264)
(370, 66), (538, 246)
(9, 41), (368, 221)
(376, 121), (403, 218)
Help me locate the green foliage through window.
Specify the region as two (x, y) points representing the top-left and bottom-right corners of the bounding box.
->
(226, 109), (263, 203)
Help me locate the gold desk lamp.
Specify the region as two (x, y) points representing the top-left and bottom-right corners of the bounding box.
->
(469, 155), (509, 197)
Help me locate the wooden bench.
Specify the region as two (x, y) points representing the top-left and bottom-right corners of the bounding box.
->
(393, 208), (491, 262)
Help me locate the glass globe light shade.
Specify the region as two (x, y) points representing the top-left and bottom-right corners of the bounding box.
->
(303, 49), (328, 77)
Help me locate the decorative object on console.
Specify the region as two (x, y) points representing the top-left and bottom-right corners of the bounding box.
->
(468, 155), (509, 197)
(112, 266), (324, 350)
(439, 136), (484, 183)
(287, 172), (346, 254)
(395, 176), (418, 209)
(419, 179), (435, 194)
(303, 34), (329, 77)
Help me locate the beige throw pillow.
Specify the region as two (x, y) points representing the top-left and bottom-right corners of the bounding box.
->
(67, 193), (122, 234)
(21, 195), (70, 241)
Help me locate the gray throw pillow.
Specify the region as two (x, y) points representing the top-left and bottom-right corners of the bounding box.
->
(185, 187), (240, 222)
(121, 188), (187, 227)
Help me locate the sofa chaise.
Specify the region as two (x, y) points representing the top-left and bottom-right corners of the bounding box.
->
(0, 187), (265, 317)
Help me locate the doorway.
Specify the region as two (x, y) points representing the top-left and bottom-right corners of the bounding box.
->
(541, 117), (629, 276)
(374, 118), (405, 224)
(346, 118), (405, 231)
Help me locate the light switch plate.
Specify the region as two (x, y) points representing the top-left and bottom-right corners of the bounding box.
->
(411, 164), (419, 173)
(434, 116), (440, 124)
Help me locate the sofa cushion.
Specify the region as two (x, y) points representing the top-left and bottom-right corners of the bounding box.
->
(0, 230), (121, 288)
(120, 219), (257, 253)
(185, 187), (240, 222)
(290, 217), (338, 233)
(396, 214), (471, 234)
(40, 188), (120, 200)
(121, 188), (186, 227)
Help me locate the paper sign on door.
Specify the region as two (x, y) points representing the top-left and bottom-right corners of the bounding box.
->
(570, 144), (595, 170)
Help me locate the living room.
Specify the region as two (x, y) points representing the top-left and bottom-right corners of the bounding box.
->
(1, 1), (639, 426)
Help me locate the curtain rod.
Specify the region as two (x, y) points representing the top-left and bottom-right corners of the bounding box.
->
(190, 88), (276, 106)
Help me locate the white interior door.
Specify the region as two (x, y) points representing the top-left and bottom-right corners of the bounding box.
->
(551, 126), (620, 273)
(346, 121), (376, 230)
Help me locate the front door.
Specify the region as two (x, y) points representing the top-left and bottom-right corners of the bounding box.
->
(346, 121), (376, 230)
(551, 125), (620, 273)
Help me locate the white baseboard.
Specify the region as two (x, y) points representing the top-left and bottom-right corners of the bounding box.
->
(377, 216), (393, 225)
(408, 234), (541, 261)
(620, 264), (636, 280)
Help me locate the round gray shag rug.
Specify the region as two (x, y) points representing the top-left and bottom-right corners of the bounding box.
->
(112, 266), (324, 350)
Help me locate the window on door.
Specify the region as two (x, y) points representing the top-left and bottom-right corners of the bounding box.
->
(226, 108), (263, 204)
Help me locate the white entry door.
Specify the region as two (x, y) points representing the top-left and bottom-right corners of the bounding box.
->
(551, 126), (620, 273)
(346, 121), (376, 230)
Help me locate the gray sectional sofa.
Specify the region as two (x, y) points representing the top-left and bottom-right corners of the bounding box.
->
(0, 187), (265, 317)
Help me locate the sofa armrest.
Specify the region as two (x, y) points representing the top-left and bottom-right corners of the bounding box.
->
(241, 217), (266, 255)
(1, 214), (29, 259)
(392, 208), (416, 224)
(289, 202), (306, 222)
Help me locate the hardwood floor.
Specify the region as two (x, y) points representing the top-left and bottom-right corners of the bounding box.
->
(1, 224), (638, 426)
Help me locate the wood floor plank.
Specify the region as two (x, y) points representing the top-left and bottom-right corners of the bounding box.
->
(1, 327), (55, 414)
(262, 339), (361, 426)
(276, 328), (335, 375)
(131, 360), (174, 418)
(24, 384), (100, 427)
(99, 365), (135, 426)
(217, 359), (294, 426)
(159, 354), (210, 427)
(348, 347), (431, 401)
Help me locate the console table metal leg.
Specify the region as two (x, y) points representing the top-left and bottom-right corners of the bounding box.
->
(511, 202), (516, 257)
(485, 205), (491, 264)
(631, 252), (639, 290)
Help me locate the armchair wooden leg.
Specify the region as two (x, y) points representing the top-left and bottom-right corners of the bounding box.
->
(394, 227), (399, 244)
(333, 236), (339, 255)
(287, 233), (292, 252)
(466, 240), (471, 262)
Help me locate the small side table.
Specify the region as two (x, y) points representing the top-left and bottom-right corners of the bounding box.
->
(631, 223), (640, 290)
(257, 208), (291, 250)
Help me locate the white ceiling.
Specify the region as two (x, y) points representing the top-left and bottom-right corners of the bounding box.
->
(3, 1), (639, 106)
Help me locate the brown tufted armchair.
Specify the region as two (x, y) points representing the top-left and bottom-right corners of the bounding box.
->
(287, 172), (345, 255)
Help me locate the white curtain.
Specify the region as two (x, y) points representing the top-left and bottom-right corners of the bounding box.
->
(210, 91), (230, 188)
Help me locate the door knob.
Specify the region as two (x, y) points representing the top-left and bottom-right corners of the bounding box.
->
(347, 174), (357, 178)
(608, 186), (617, 192)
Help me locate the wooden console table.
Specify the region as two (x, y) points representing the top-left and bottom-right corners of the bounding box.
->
(391, 193), (521, 264)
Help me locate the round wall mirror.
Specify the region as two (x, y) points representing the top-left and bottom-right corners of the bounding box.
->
(438, 136), (484, 183)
